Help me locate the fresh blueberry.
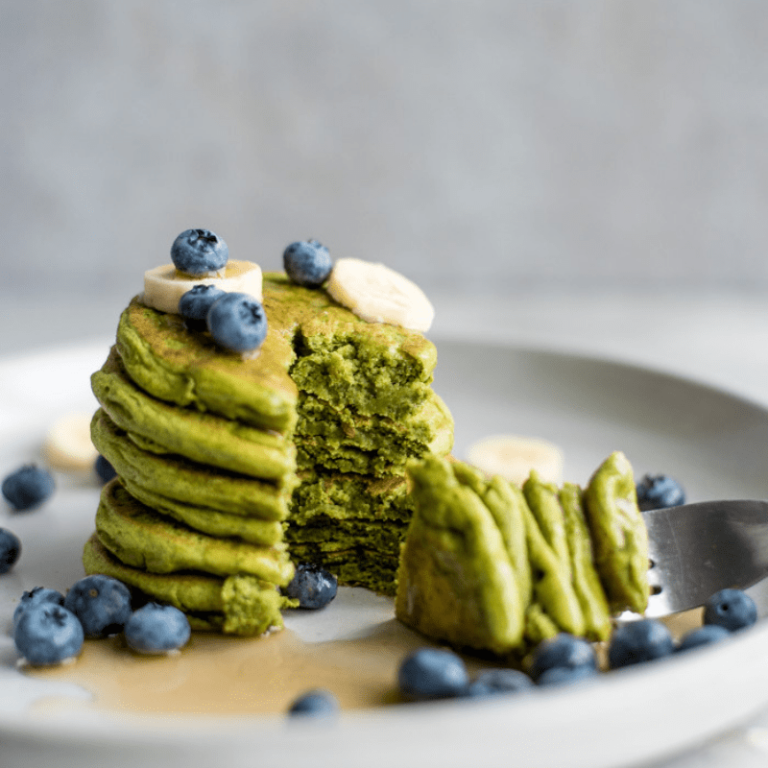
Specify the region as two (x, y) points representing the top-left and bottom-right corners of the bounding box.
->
(124, 603), (191, 654)
(283, 240), (332, 288)
(398, 648), (470, 700)
(528, 633), (597, 682)
(207, 292), (268, 353)
(94, 455), (117, 484)
(179, 284), (227, 332)
(13, 587), (65, 627)
(170, 229), (228, 275)
(64, 574), (132, 638)
(703, 588), (757, 633)
(677, 624), (731, 652)
(608, 619), (675, 669)
(537, 664), (599, 687)
(285, 563), (338, 609)
(0, 529), (21, 574)
(2, 465), (55, 511)
(636, 474), (685, 511)
(288, 689), (340, 717)
(467, 668), (533, 697)
(14, 602), (84, 666)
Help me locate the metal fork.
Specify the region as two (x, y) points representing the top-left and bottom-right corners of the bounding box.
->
(643, 500), (768, 617)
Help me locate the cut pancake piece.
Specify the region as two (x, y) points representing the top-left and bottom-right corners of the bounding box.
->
(395, 453), (649, 655)
(395, 456), (526, 655)
(583, 451), (650, 615)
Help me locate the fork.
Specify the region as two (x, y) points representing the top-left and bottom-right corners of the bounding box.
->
(643, 500), (768, 617)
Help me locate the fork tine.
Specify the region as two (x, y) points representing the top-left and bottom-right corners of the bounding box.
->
(642, 500), (768, 617)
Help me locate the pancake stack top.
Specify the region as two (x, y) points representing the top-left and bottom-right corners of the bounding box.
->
(87, 270), (454, 634)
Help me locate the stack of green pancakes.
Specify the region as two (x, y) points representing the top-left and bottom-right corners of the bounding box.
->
(395, 451), (649, 656)
(86, 272), (454, 634)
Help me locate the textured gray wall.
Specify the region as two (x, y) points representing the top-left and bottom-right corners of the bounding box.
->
(2, 0), (768, 312)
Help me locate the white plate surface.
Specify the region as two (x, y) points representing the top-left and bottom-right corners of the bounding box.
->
(2, 340), (768, 768)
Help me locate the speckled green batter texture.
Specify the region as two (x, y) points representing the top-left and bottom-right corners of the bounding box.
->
(395, 453), (648, 656)
(87, 270), (454, 630)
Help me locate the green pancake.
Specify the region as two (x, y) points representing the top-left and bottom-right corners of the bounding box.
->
(583, 451), (650, 614)
(83, 535), (290, 635)
(117, 273), (439, 430)
(395, 454), (649, 655)
(95, 480), (294, 584)
(395, 455), (526, 655)
(295, 391), (453, 476)
(92, 349), (295, 483)
(91, 409), (291, 522)
(289, 472), (414, 526)
(290, 547), (402, 596)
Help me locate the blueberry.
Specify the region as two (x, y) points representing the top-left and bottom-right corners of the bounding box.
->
(398, 648), (470, 700)
(64, 574), (132, 638)
(170, 229), (228, 276)
(2, 465), (55, 511)
(528, 633), (597, 681)
(0, 529), (21, 574)
(703, 588), (757, 633)
(467, 669), (533, 697)
(179, 284), (226, 332)
(636, 474), (685, 511)
(283, 240), (332, 288)
(677, 624), (730, 652)
(288, 689), (340, 717)
(124, 603), (191, 654)
(13, 587), (65, 627)
(94, 455), (117, 484)
(608, 619), (675, 669)
(285, 563), (338, 609)
(536, 664), (599, 687)
(14, 603), (84, 666)
(207, 292), (268, 353)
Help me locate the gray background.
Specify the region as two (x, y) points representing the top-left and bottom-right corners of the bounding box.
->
(2, 1), (768, 353)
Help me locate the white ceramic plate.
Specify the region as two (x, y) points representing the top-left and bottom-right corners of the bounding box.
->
(2, 340), (768, 768)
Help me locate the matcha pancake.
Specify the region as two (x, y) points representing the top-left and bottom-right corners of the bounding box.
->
(395, 456), (527, 655)
(295, 391), (454, 476)
(92, 349), (295, 483)
(289, 547), (401, 596)
(96, 481), (294, 584)
(289, 472), (414, 526)
(117, 273), (439, 429)
(83, 535), (288, 635)
(395, 453), (649, 655)
(287, 519), (405, 560)
(91, 409), (290, 522)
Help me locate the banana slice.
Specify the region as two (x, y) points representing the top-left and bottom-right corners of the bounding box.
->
(43, 412), (99, 471)
(142, 260), (263, 315)
(326, 258), (435, 332)
(466, 435), (564, 486)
